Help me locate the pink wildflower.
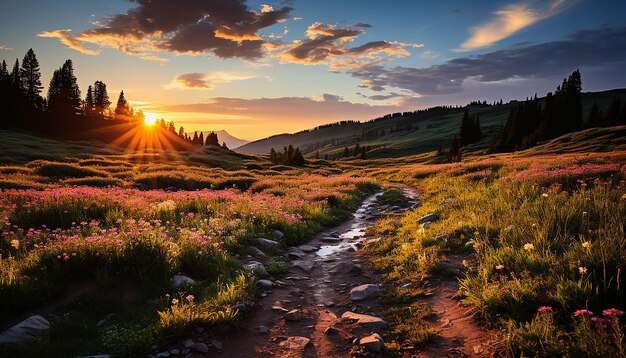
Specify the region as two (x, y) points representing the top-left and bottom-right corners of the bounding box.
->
(602, 308), (624, 317)
(538, 306), (552, 313)
(186, 294), (195, 302)
(574, 309), (593, 317)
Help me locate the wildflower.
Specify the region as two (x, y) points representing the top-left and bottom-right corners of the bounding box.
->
(71, 252), (77, 257)
(541, 193), (549, 197)
(523, 243), (534, 251)
(56, 255), (61, 260)
(602, 308), (624, 317)
(171, 298), (179, 305)
(582, 241), (591, 249)
(579, 266), (588, 275)
(538, 306), (552, 313)
(495, 264), (504, 270)
(591, 317), (611, 325)
(186, 294), (195, 302)
(574, 309), (593, 317)
(10, 239), (19, 249)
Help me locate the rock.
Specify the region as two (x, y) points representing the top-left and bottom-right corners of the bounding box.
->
(80, 355), (112, 358)
(231, 303), (246, 311)
(287, 248), (306, 259)
(437, 261), (464, 272)
(0, 315), (50, 346)
(321, 236), (342, 243)
(292, 260), (314, 272)
(330, 231), (340, 238)
(329, 261), (362, 275)
(279, 336), (310, 351)
(244, 261), (267, 276)
(273, 230), (285, 239)
(156, 352), (171, 358)
(169, 349), (180, 355)
(284, 309), (303, 322)
(257, 279), (273, 289)
(246, 246), (266, 258)
(341, 311), (388, 329)
(210, 339), (223, 350)
(417, 213), (438, 224)
(183, 339), (194, 348)
(435, 233), (450, 241)
(171, 274), (197, 289)
(255, 237), (279, 250)
(359, 333), (384, 352)
(256, 325), (268, 334)
(349, 284), (381, 301)
(298, 244), (318, 253)
(324, 326), (338, 335)
(190, 342), (209, 353)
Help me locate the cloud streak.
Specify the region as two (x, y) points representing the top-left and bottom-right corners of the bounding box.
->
(354, 26), (626, 96)
(37, 29), (99, 55)
(456, 0), (571, 51)
(165, 72), (256, 90)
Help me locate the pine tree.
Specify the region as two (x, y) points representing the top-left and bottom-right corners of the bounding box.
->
(47, 59), (81, 118)
(584, 102), (603, 128)
(93, 80), (110, 117)
(205, 131), (219, 146)
(0, 60), (7, 83)
(167, 121), (176, 134)
(221, 142), (229, 150)
(114, 90), (131, 120)
(178, 126), (185, 138)
(198, 132), (204, 145)
(84, 85), (94, 114)
(10, 59), (21, 91)
(20, 49), (43, 106)
(192, 131), (199, 144)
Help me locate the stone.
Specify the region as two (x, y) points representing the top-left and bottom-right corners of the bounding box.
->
(349, 284), (381, 301)
(246, 246), (266, 258)
(171, 275), (197, 289)
(324, 326), (338, 335)
(329, 261), (363, 275)
(279, 336), (310, 351)
(417, 213), (438, 224)
(231, 303), (246, 311)
(169, 349), (180, 355)
(183, 339), (194, 348)
(298, 244), (318, 252)
(341, 311), (388, 329)
(287, 248), (306, 259)
(0, 315), (50, 346)
(284, 309), (303, 322)
(359, 333), (384, 352)
(210, 339), (223, 350)
(256, 325), (268, 334)
(273, 230), (285, 239)
(190, 342), (209, 353)
(257, 279), (273, 289)
(330, 232), (340, 238)
(321, 236), (341, 243)
(255, 237), (279, 250)
(156, 352), (171, 358)
(244, 261), (267, 276)
(292, 260), (314, 272)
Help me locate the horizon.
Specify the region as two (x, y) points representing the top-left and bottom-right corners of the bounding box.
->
(1, 0), (626, 140)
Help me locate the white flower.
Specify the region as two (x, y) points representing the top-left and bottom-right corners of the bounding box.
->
(579, 266), (588, 275)
(582, 241), (591, 249)
(171, 298), (179, 305)
(541, 193), (549, 197)
(495, 264), (504, 270)
(523, 243), (535, 251)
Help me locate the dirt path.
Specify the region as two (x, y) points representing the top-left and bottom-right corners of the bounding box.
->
(199, 188), (494, 357)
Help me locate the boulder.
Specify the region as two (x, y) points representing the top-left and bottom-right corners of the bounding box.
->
(292, 260), (314, 272)
(287, 248), (306, 259)
(257, 279), (273, 289)
(0, 315), (50, 346)
(321, 236), (341, 243)
(349, 284), (381, 301)
(341, 311), (388, 329)
(210, 339), (223, 350)
(190, 342), (209, 353)
(279, 336), (310, 351)
(171, 275), (197, 289)
(298, 244), (318, 253)
(329, 261), (363, 275)
(255, 237), (279, 250)
(359, 333), (384, 352)
(273, 230), (285, 239)
(246, 246), (266, 258)
(244, 261), (268, 276)
(417, 213), (438, 224)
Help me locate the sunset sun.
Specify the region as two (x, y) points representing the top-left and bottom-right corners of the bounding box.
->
(143, 112), (157, 126)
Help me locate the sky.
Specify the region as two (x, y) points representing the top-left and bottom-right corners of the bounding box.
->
(1, 0), (626, 140)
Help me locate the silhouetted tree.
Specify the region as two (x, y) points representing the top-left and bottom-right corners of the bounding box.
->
(20, 49), (42, 106)
(10, 59), (21, 91)
(583, 102), (603, 128)
(178, 126), (185, 138)
(449, 136), (461, 163)
(48, 59), (81, 119)
(192, 131), (199, 144)
(198, 132), (204, 145)
(114, 90), (131, 120)
(93, 80), (110, 118)
(221, 142), (229, 150)
(84, 85), (94, 115)
(205, 131), (219, 146)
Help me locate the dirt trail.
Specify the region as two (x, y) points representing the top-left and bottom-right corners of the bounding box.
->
(208, 188), (494, 357)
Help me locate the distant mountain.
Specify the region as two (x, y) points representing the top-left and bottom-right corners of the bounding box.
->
(201, 130), (250, 149)
(235, 89), (626, 159)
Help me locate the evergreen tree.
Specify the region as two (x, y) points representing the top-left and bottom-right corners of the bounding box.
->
(198, 132), (204, 145)
(84, 85), (94, 114)
(93, 80), (110, 117)
(270, 148), (277, 163)
(192, 131), (199, 144)
(205, 131), (219, 146)
(604, 98), (622, 126)
(583, 102), (603, 128)
(178, 126), (185, 138)
(20, 49), (43, 105)
(47, 59), (81, 118)
(0, 60), (7, 83)
(221, 142), (229, 150)
(10, 59), (21, 91)
(167, 121), (176, 134)
(114, 90), (131, 120)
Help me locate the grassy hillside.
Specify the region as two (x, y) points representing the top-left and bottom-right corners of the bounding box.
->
(236, 89), (626, 159)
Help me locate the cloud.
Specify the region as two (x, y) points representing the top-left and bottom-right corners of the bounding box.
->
(276, 22), (422, 70)
(40, 0), (292, 60)
(0, 45), (12, 51)
(456, 0), (571, 51)
(37, 29), (99, 55)
(353, 26), (626, 96)
(165, 72), (256, 90)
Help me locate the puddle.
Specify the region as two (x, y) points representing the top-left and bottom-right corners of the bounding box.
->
(316, 191), (382, 257)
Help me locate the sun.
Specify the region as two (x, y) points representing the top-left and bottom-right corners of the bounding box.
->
(144, 112), (157, 126)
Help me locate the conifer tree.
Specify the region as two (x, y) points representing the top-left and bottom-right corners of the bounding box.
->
(221, 142), (229, 150)
(198, 132), (204, 145)
(114, 90), (131, 120)
(10, 59), (21, 91)
(178, 126), (185, 138)
(84, 85), (94, 114)
(47, 59), (81, 117)
(93, 80), (110, 117)
(20, 49), (43, 105)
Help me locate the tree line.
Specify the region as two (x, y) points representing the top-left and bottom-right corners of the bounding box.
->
(269, 145), (306, 166)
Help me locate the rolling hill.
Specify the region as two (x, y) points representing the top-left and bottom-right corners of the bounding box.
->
(236, 89), (626, 159)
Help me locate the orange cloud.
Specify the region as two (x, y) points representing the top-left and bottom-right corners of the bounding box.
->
(37, 29), (99, 55)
